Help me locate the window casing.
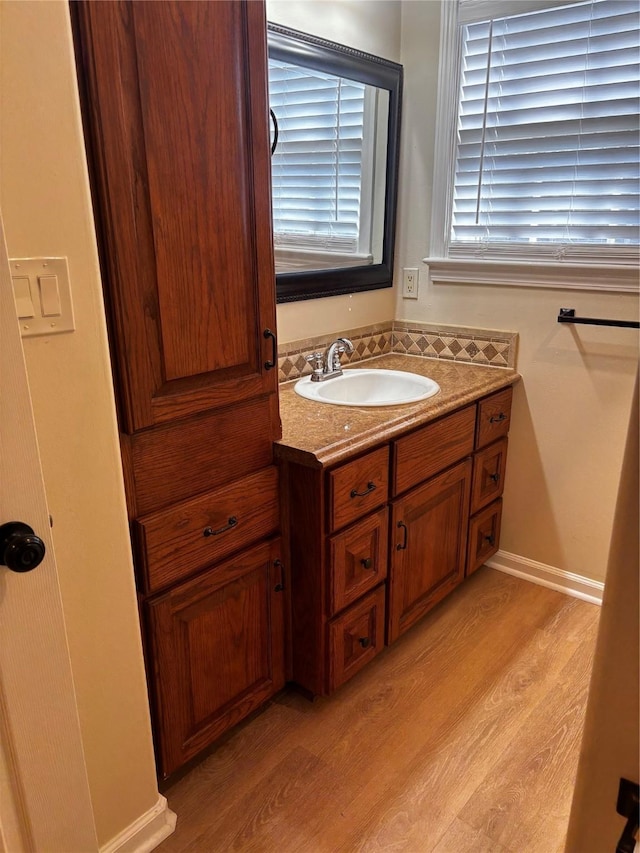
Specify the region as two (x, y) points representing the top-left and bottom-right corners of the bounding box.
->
(429, 0), (640, 289)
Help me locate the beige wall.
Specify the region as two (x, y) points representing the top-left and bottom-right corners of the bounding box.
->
(267, 0), (400, 343)
(0, 1), (160, 847)
(395, 0), (639, 583)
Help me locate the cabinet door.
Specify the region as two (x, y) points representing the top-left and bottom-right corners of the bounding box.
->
(145, 538), (285, 778)
(73, 0), (277, 432)
(389, 459), (471, 642)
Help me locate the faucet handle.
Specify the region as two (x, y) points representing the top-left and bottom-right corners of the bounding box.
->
(305, 352), (325, 377)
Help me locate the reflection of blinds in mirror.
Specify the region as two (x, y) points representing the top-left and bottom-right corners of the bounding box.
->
(269, 59), (366, 252)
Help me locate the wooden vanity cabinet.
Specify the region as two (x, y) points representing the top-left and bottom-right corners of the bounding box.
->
(280, 385), (514, 696)
(72, 0), (285, 779)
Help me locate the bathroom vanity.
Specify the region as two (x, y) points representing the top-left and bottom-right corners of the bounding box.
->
(275, 354), (517, 697)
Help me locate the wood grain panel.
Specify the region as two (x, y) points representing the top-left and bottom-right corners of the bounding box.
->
(284, 462), (327, 697)
(146, 538), (285, 778)
(128, 395), (277, 516)
(476, 387), (513, 449)
(389, 459), (471, 642)
(328, 446), (389, 533)
(328, 507), (388, 616)
(135, 467), (279, 593)
(133, 2), (251, 380)
(470, 438), (508, 514)
(393, 405), (476, 496)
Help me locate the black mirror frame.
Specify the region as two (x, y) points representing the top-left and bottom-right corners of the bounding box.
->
(267, 23), (403, 304)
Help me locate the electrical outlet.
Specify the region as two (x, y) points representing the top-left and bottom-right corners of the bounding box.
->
(402, 268), (419, 299)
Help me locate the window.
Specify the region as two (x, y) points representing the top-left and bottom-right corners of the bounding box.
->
(269, 59), (376, 271)
(430, 0), (639, 287)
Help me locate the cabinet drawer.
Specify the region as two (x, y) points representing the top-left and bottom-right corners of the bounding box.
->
(329, 507), (389, 616)
(470, 437), (508, 514)
(328, 446), (389, 532)
(328, 585), (386, 692)
(393, 405), (476, 496)
(135, 466), (279, 593)
(476, 387), (512, 449)
(467, 499), (502, 576)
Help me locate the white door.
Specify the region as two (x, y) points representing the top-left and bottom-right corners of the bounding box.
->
(0, 211), (97, 851)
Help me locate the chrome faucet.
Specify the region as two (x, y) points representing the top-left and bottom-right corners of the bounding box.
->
(305, 337), (354, 382)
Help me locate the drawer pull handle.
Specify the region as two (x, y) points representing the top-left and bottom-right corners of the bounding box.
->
(396, 520), (408, 551)
(203, 516), (238, 537)
(489, 412), (507, 423)
(484, 534), (495, 546)
(274, 558), (285, 592)
(263, 329), (277, 370)
(489, 472), (500, 483)
(360, 557), (373, 570)
(359, 637), (371, 648)
(350, 481), (376, 499)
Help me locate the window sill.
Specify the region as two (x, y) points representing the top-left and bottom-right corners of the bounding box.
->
(423, 257), (639, 294)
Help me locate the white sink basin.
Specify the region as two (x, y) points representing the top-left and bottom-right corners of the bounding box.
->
(294, 369), (440, 407)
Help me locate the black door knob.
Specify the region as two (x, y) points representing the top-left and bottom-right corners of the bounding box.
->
(0, 522), (46, 573)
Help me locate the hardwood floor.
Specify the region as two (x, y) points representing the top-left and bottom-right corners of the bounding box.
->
(156, 568), (600, 853)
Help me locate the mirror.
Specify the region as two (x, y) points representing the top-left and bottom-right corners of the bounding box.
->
(267, 23), (403, 303)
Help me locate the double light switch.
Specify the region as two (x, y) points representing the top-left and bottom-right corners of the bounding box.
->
(10, 257), (75, 337)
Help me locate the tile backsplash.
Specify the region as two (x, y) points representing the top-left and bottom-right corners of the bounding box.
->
(277, 320), (518, 383)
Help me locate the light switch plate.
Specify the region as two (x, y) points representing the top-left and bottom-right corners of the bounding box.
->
(10, 257), (75, 337)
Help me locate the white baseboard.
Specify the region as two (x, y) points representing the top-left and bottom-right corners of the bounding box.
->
(100, 794), (177, 853)
(486, 550), (604, 606)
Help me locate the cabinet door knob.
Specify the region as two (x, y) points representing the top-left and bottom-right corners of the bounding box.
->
(350, 481), (376, 499)
(358, 637), (371, 648)
(360, 557), (372, 569)
(0, 521), (46, 573)
(484, 534), (495, 546)
(489, 472), (500, 483)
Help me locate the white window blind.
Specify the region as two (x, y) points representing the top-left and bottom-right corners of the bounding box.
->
(268, 59), (367, 257)
(451, 0), (640, 262)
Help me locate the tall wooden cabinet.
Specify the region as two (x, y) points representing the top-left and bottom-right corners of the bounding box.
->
(72, 0), (284, 778)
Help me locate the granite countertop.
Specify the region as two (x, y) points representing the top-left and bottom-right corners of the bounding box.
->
(275, 353), (520, 468)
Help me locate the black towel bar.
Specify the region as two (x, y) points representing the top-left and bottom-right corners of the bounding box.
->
(558, 308), (639, 329)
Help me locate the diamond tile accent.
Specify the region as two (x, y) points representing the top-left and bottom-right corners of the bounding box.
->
(276, 320), (516, 382)
(482, 343), (498, 361)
